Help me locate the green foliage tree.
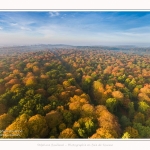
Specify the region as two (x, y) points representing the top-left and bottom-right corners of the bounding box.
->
(0, 90), (13, 106)
(120, 115), (131, 129)
(106, 98), (118, 113)
(145, 118), (150, 127)
(128, 102), (135, 120)
(68, 78), (76, 86)
(133, 112), (145, 125)
(133, 123), (150, 138)
(58, 123), (66, 132)
(81, 76), (92, 93)
(0, 103), (7, 115)
(138, 101), (150, 114)
(8, 105), (21, 117)
(62, 110), (73, 126)
(128, 78), (136, 91)
(73, 117), (97, 138)
(117, 74), (126, 83)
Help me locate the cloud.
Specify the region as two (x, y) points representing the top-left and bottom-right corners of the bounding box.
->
(49, 12), (59, 17)
(0, 27), (3, 30)
(127, 26), (150, 34)
(20, 26), (31, 31)
(10, 23), (18, 26)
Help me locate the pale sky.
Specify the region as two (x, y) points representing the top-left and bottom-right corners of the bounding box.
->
(0, 11), (150, 46)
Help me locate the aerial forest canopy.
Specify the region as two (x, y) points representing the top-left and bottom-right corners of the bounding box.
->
(0, 46), (150, 138)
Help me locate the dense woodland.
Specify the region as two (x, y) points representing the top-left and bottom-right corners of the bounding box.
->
(0, 47), (150, 138)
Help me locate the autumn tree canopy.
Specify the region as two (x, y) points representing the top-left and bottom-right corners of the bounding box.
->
(0, 47), (149, 138)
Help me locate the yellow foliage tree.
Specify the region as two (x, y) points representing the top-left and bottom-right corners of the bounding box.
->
(25, 77), (37, 87)
(124, 126), (139, 138)
(45, 110), (63, 129)
(81, 103), (95, 117)
(28, 114), (49, 138)
(0, 113), (14, 130)
(95, 105), (121, 138)
(10, 84), (21, 93)
(112, 90), (124, 103)
(3, 114), (29, 138)
(59, 128), (77, 138)
(90, 128), (115, 138)
(92, 81), (105, 104)
(32, 66), (40, 75)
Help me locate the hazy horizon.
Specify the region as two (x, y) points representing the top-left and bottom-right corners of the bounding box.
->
(0, 11), (150, 46)
(0, 43), (150, 48)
